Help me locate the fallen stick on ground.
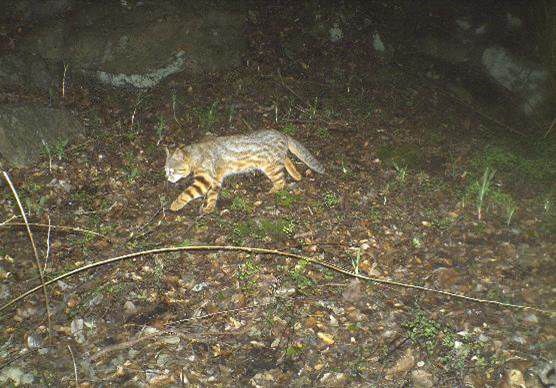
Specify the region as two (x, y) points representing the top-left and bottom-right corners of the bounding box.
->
(0, 245), (553, 316)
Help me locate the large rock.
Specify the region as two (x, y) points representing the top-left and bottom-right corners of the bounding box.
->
(0, 53), (54, 93)
(18, 1), (247, 88)
(0, 104), (82, 167)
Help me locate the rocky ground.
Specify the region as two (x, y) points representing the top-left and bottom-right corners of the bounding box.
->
(1, 2), (555, 386)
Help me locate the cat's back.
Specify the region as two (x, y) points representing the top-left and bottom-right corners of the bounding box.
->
(211, 130), (286, 154)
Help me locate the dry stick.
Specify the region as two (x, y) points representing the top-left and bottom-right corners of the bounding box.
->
(44, 215), (52, 272)
(2, 172), (52, 333)
(1, 222), (110, 240)
(0, 215), (17, 226)
(0, 245), (553, 316)
(67, 344), (78, 387)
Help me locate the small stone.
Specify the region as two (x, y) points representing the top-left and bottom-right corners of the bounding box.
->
(412, 369), (434, 388)
(26, 334), (41, 349)
(192, 282), (209, 292)
(70, 318), (85, 344)
(387, 348), (415, 375)
(124, 300), (137, 314)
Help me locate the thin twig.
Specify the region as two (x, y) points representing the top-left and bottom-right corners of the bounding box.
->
(67, 344), (78, 387)
(169, 303), (268, 326)
(44, 215), (52, 272)
(544, 117), (556, 138)
(62, 63), (69, 98)
(2, 172), (52, 334)
(41, 139), (53, 173)
(0, 215), (17, 226)
(90, 331), (161, 362)
(0, 221), (110, 240)
(0, 245), (552, 316)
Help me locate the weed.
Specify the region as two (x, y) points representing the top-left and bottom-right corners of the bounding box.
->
(289, 259), (314, 289)
(260, 218), (296, 240)
(285, 344), (304, 360)
(227, 104), (236, 123)
(198, 101), (219, 130)
(472, 141), (556, 185)
(230, 196), (250, 213)
(412, 236), (422, 249)
(317, 127), (331, 139)
(403, 312), (441, 354)
(403, 310), (496, 372)
(53, 138), (69, 160)
(377, 144), (424, 170)
(171, 89), (181, 127)
(306, 97), (320, 120)
(275, 189), (299, 208)
(43, 138), (69, 161)
(280, 123), (298, 136)
(126, 167), (140, 183)
(351, 248), (362, 275)
(490, 190), (517, 226)
(236, 256), (261, 289)
(340, 159), (354, 178)
(155, 114), (167, 145)
(232, 221), (255, 244)
(23, 195), (48, 216)
(393, 162), (407, 184)
(323, 191), (340, 208)
(123, 151), (140, 183)
(220, 188), (232, 199)
(475, 167), (496, 220)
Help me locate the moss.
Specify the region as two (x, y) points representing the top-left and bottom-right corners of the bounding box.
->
(377, 143), (425, 169)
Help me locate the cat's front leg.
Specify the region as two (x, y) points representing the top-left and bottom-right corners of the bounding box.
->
(169, 175), (211, 212)
(200, 183), (221, 214)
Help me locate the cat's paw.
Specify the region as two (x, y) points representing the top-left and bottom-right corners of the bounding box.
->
(200, 203), (215, 215)
(169, 200), (184, 212)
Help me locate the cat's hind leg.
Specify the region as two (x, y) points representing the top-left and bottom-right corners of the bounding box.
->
(284, 157), (301, 181)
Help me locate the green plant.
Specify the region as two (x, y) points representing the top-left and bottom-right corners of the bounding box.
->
(403, 312), (441, 354)
(155, 114), (167, 145)
(317, 127), (331, 139)
(171, 89), (181, 127)
(275, 190), (299, 208)
(198, 101), (219, 130)
(280, 122), (298, 136)
(476, 167), (496, 220)
(289, 259), (314, 289)
(230, 196), (250, 213)
(236, 257), (261, 289)
(393, 162), (407, 183)
(412, 236), (422, 249)
(306, 97), (319, 120)
(227, 104), (236, 123)
(351, 248), (362, 275)
(490, 190), (517, 226)
(232, 221), (255, 244)
(260, 218), (296, 239)
(323, 191), (340, 208)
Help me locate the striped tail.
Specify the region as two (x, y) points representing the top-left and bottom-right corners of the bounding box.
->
(287, 137), (325, 174)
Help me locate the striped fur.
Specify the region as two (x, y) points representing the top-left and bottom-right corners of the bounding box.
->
(165, 129), (324, 214)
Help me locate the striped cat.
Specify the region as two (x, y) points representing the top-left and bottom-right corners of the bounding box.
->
(165, 129), (325, 214)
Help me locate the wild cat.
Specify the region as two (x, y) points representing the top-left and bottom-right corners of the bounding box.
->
(165, 129), (325, 214)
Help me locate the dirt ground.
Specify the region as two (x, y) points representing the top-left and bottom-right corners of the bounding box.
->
(1, 2), (555, 387)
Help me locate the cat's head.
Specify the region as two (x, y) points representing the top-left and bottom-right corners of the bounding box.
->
(165, 147), (191, 183)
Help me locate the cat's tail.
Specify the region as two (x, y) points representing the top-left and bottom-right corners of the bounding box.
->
(287, 137), (325, 174)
